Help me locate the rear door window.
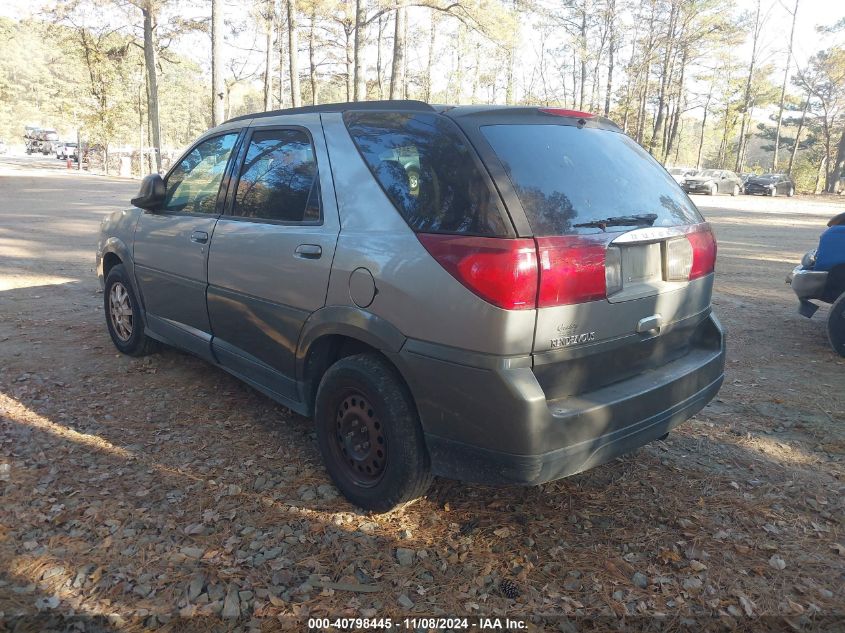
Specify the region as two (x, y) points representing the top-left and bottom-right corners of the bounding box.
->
(231, 128), (321, 223)
(344, 111), (510, 236)
(480, 125), (702, 236)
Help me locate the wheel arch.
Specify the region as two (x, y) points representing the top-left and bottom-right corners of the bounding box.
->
(296, 307), (409, 412)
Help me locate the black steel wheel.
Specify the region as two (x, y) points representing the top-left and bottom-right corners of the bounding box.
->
(315, 353), (432, 512)
(332, 391), (387, 486)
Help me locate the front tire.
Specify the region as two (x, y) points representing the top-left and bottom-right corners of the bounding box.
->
(827, 293), (845, 357)
(314, 353), (433, 512)
(732, 184), (739, 196)
(788, 186), (795, 197)
(103, 264), (157, 356)
(709, 183), (717, 196)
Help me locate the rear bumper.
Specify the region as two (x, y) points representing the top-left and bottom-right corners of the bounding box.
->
(787, 265), (828, 301)
(399, 314), (725, 485)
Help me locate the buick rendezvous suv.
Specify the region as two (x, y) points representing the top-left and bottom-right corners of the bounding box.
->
(96, 100), (725, 511)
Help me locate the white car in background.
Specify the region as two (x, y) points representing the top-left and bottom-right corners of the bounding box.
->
(668, 167), (698, 184)
(56, 142), (79, 161)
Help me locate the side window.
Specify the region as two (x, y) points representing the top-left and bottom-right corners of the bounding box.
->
(231, 129), (321, 223)
(343, 111), (509, 236)
(163, 133), (238, 214)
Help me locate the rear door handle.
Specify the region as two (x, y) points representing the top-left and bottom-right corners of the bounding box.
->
(294, 244), (322, 259)
(190, 231), (209, 244)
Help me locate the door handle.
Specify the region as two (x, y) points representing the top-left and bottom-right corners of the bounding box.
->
(190, 230), (209, 244)
(294, 244), (322, 259)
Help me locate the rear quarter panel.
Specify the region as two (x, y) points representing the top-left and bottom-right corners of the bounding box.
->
(319, 112), (536, 356)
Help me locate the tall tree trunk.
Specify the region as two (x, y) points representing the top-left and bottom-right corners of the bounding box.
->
(649, 0), (678, 154)
(425, 10), (437, 101)
(814, 155), (827, 194)
(773, 0), (799, 171)
(345, 26), (353, 101)
(263, 0), (274, 111)
(696, 86), (712, 170)
(287, 0), (301, 107)
(578, 0), (587, 111)
(735, 0), (762, 172)
(787, 95), (810, 175)
(665, 48), (687, 161)
(603, 0), (615, 117)
(353, 0), (365, 100)
(211, 0), (224, 126)
(831, 128), (845, 193)
(309, 3), (318, 104)
(389, 0), (406, 99)
(142, 5), (161, 171)
(376, 14), (384, 99)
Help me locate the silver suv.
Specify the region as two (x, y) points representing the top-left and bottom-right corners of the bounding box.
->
(97, 101), (725, 512)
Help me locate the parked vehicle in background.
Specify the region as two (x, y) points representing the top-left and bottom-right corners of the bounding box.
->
(787, 212), (845, 356)
(668, 167), (698, 184)
(681, 169), (742, 196)
(0, 139), (7, 154)
(24, 126), (41, 154)
(39, 129), (59, 155)
(56, 142), (79, 161)
(96, 100), (725, 512)
(743, 173), (795, 197)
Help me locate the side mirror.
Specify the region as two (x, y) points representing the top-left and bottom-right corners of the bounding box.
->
(131, 173), (165, 211)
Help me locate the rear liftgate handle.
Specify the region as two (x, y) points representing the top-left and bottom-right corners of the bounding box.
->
(637, 314), (663, 336)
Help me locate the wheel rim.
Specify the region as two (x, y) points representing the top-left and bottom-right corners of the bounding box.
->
(109, 281), (133, 341)
(332, 391), (386, 486)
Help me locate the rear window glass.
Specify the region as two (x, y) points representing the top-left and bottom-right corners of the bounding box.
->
(344, 112), (509, 236)
(481, 125), (702, 236)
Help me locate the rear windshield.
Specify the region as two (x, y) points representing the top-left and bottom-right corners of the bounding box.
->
(481, 124), (702, 236)
(344, 111), (509, 236)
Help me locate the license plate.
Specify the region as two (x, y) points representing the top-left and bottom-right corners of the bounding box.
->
(622, 243), (662, 284)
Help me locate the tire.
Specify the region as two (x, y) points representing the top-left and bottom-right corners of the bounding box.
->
(770, 187), (777, 197)
(788, 186), (795, 197)
(827, 292), (845, 357)
(709, 183), (717, 196)
(731, 184), (739, 196)
(314, 353), (433, 512)
(103, 264), (157, 356)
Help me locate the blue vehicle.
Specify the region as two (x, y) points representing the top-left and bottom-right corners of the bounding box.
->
(787, 211), (845, 356)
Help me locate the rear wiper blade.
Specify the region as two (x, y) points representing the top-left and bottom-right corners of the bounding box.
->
(573, 213), (658, 230)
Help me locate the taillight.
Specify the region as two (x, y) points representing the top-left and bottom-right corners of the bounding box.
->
(665, 224), (716, 281)
(416, 234), (538, 310)
(687, 225), (717, 279)
(535, 235), (613, 307)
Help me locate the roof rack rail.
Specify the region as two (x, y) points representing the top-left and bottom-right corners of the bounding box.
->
(224, 99), (435, 124)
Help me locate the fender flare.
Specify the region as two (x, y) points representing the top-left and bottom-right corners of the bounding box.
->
(295, 306), (406, 381)
(99, 238), (146, 315)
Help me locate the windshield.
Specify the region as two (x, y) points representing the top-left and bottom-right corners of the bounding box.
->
(481, 124), (702, 236)
(700, 169), (719, 177)
(757, 174), (779, 180)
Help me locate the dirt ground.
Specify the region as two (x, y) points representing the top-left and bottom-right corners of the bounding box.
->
(1, 154), (844, 632)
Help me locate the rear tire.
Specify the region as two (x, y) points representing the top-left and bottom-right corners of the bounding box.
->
(104, 264), (157, 357)
(827, 293), (845, 357)
(788, 186), (795, 197)
(731, 185), (739, 196)
(314, 353), (433, 512)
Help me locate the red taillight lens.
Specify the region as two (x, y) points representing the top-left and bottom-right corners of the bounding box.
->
(686, 224), (717, 280)
(417, 234), (538, 310)
(535, 235), (612, 307)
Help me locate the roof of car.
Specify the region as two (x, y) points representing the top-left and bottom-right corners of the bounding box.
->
(224, 100), (618, 128)
(224, 100), (436, 124)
